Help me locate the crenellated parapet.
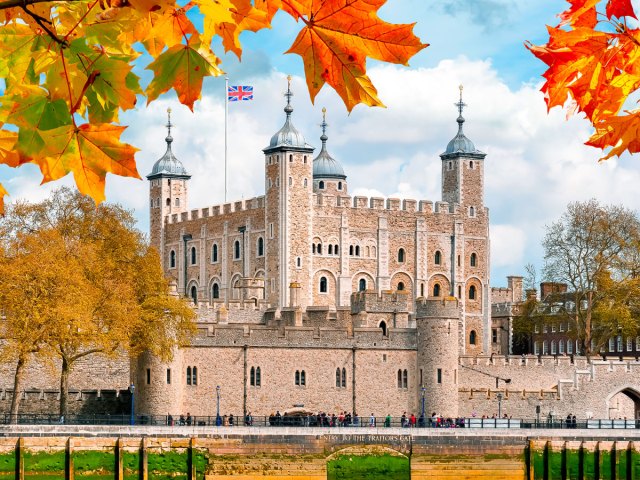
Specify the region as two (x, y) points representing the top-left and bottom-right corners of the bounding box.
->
(350, 290), (411, 314)
(415, 296), (461, 319)
(167, 196), (266, 225)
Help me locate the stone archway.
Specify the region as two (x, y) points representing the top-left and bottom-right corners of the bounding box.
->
(606, 385), (640, 419)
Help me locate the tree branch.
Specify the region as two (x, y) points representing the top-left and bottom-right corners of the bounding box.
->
(19, 3), (67, 47)
(0, 0), (69, 10)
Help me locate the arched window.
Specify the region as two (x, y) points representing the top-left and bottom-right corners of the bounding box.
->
(470, 253), (477, 267)
(296, 257), (301, 267)
(288, 176), (292, 186)
(543, 341), (548, 355)
(312, 244), (316, 254)
(380, 321), (387, 336)
(336, 368), (341, 387)
(256, 367), (261, 386)
(250, 367), (255, 386)
(170, 250), (176, 268)
(469, 206), (475, 217)
(234, 240), (240, 259)
(434, 250), (442, 265)
(190, 285), (197, 303)
(212, 244), (218, 262)
(559, 340), (565, 354)
(349, 245), (354, 255)
(469, 285), (477, 300)
(328, 245), (333, 255)
(186, 367), (192, 385)
(303, 155), (307, 164)
(457, 255), (461, 267)
(469, 160), (474, 169)
(567, 341), (573, 354)
(433, 283), (441, 297)
(458, 285), (462, 298)
(304, 178), (308, 188)
(317, 243), (322, 254)
(341, 368), (346, 388)
(397, 370), (402, 388)
(191, 246), (197, 265)
(257, 237), (264, 257)
(355, 246), (360, 256)
(212, 283), (220, 299)
(319, 181), (325, 189)
(335, 245), (339, 255)
(469, 330), (477, 345)
(338, 181), (342, 190)
(402, 369), (408, 389)
(175, 197), (180, 207)
(289, 154), (293, 162)
(398, 248), (405, 263)
(365, 246), (370, 257)
(295, 370), (300, 385)
(359, 278), (366, 291)
(397, 282), (405, 291)
(300, 370), (306, 386)
(420, 284), (425, 297)
(319, 277), (328, 293)
(166, 198), (171, 206)
(551, 340), (557, 355)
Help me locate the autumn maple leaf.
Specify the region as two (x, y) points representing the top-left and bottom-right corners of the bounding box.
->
(26, 124), (140, 204)
(282, 0), (428, 111)
(146, 42), (223, 110)
(528, 0), (640, 160)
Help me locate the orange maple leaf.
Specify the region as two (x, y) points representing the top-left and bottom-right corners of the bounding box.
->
(282, 0), (427, 111)
(0, 182), (7, 215)
(586, 110), (640, 160)
(27, 124), (140, 204)
(0, 129), (20, 168)
(215, 0), (270, 59)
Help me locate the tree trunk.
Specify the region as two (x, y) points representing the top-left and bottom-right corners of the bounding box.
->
(585, 291), (593, 363)
(9, 355), (27, 424)
(59, 356), (70, 420)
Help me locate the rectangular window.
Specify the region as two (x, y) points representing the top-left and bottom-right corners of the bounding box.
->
(617, 336), (623, 352)
(146, 368), (151, 385)
(492, 329), (498, 344)
(534, 324), (539, 334)
(382, 354), (387, 362)
(559, 341), (565, 354)
(551, 323), (556, 333)
(627, 337), (633, 352)
(437, 368), (442, 384)
(269, 223), (274, 239)
(559, 322), (565, 332)
(567, 341), (573, 354)
(609, 337), (615, 352)
(543, 324), (548, 333)
(166, 369), (171, 385)
(420, 368), (423, 386)
(534, 341), (540, 355)
(543, 341), (549, 355)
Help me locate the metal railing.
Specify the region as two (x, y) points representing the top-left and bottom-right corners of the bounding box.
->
(1, 413), (639, 429)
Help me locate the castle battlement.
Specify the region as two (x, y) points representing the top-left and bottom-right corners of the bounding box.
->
(350, 289), (411, 314)
(190, 323), (416, 349)
(166, 196), (266, 225)
(312, 193), (461, 216)
(415, 296), (460, 318)
(459, 355), (640, 372)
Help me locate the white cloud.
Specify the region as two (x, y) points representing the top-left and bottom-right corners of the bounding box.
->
(3, 58), (640, 288)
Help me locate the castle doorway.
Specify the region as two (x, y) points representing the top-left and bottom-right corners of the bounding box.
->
(606, 386), (640, 419)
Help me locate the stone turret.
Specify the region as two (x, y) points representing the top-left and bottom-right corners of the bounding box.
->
(415, 297), (461, 418)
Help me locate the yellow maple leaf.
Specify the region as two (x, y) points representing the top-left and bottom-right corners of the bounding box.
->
(0, 182), (7, 215)
(0, 129), (20, 168)
(215, 0), (270, 59)
(282, 0), (428, 111)
(28, 124), (140, 204)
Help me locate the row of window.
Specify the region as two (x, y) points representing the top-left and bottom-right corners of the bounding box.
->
(317, 180), (343, 190)
(535, 340), (580, 355)
(169, 238), (265, 268)
(147, 366), (199, 386)
(267, 154), (308, 165)
(535, 322), (572, 334)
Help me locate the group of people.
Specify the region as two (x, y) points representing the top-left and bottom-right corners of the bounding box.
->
(565, 413), (578, 428)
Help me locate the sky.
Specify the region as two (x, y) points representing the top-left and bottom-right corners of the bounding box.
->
(3, 0), (640, 288)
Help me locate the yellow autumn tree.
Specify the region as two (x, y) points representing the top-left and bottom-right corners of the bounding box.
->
(0, 188), (196, 417)
(0, 0), (428, 212)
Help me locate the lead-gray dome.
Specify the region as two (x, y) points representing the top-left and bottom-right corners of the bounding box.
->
(441, 86), (486, 158)
(147, 110), (190, 180)
(265, 78), (313, 151)
(313, 110), (346, 180)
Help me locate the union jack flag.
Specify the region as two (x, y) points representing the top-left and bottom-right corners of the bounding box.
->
(228, 85), (254, 102)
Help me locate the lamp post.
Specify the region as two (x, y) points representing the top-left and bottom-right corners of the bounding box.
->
(496, 392), (503, 419)
(129, 384), (135, 426)
(216, 386), (222, 426)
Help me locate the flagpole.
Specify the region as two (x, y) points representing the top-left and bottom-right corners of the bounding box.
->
(224, 76), (228, 203)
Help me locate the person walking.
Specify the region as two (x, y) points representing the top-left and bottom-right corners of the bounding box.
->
(369, 413), (376, 427)
(384, 414), (391, 427)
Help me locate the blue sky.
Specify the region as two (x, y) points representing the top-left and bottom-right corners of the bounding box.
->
(3, 0), (640, 289)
